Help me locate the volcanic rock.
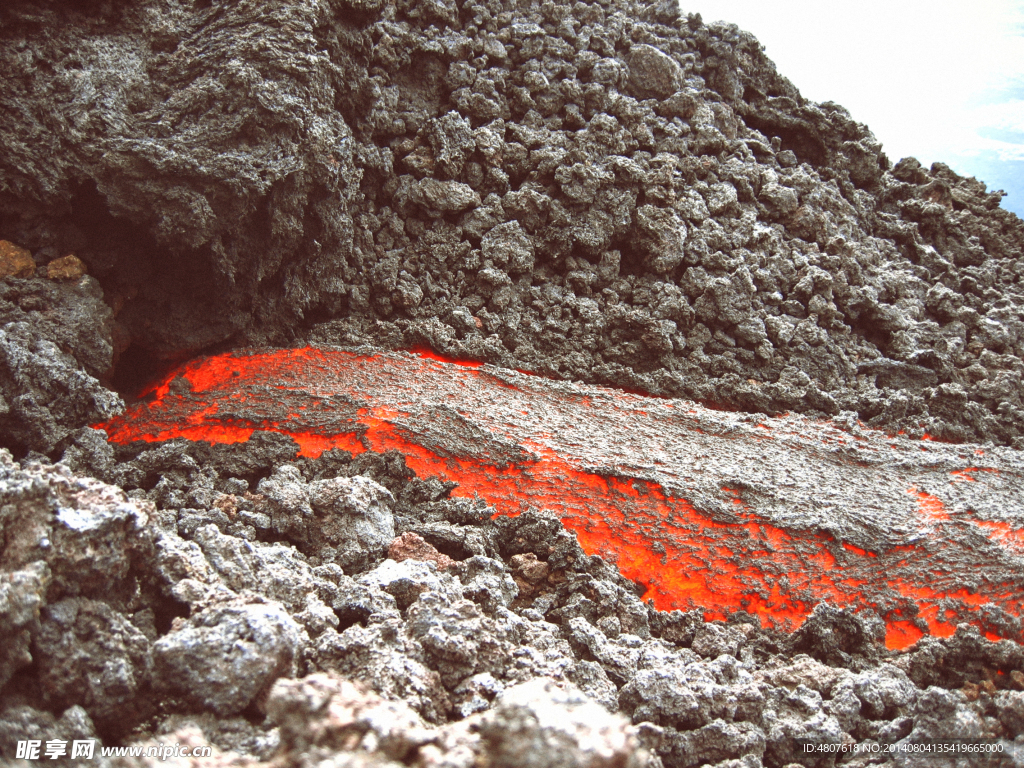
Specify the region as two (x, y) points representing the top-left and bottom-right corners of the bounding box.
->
(0, 561), (48, 692)
(0, 439), (1020, 763)
(0, 240), (35, 279)
(359, 558), (462, 611)
(257, 466), (396, 572)
(459, 555), (519, 613)
(0, 705), (101, 768)
(256, 673), (656, 768)
(153, 601), (306, 718)
(34, 597), (153, 736)
(0, 450), (154, 737)
(46, 254), (88, 281)
(2, 0), (1024, 764)
(0, 450), (151, 608)
(475, 676), (655, 768)
(387, 531), (456, 571)
(0, 272), (122, 454)
(1, 0), (1022, 446)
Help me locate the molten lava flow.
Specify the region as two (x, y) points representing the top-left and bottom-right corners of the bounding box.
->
(99, 347), (1024, 650)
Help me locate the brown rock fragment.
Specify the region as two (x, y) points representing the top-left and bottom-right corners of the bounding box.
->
(388, 532), (454, 571)
(46, 254), (87, 280)
(1011, 670), (1024, 690)
(509, 552), (549, 596)
(0, 240), (35, 278)
(213, 494), (239, 519)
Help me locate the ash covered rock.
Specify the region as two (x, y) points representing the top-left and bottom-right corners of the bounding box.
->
(34, 597), (154, 736)
(257, 465), (396, 572)
(0, 450), (151, 610)
(0, 705), (104, 768)
(312, 608), (454, 724)
(359, 558), (462, 611)
(0, 268), (123, 456)
(0, 274), (117, 381)
(0, 314), (121, 456)
(3, 442), (1024, 764)
(471, 676), (656, 768)
(230, 673), (656, 768)
(0, 450), (154, 737)
(153, 600), (306, 718)
(459, 554), (519, 612)
(0, 561), (48, 693)
(266, 674), (434, 765)
(2, 0), (1023, 446)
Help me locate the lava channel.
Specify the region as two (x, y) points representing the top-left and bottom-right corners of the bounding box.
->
(98, 347), (1024, 649)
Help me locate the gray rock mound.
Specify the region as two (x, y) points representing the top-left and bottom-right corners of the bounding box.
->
(1, 0), (1022, 445)
(0, 272), (122, 456)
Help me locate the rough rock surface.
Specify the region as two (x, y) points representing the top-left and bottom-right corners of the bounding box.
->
(1, 0), (1022, 447)
(0, 275), (122, 454)
(2, 0), (1024, 765)
(257, 465), (397, 572)
(0, 439), (1023, 765)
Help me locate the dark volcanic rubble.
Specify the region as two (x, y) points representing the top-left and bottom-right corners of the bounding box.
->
(1, 0), (1023, 444)
(4, 439), (1024, 767)
(2, 0), (1024, 764)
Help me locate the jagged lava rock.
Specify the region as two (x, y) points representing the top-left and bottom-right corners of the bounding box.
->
(0, 274), (122, 454)
(3, 0), (1024, 763)
(1, 0), (1022, 447)
(1, 445), (1023, 765)
(153, 600), (306, 717)
(0, 449), (153, 736)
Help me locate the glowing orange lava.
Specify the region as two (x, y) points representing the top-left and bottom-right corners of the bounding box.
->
(98, 347), (1024, 650)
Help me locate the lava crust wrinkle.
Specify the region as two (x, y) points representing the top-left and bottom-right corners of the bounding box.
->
(99, 346), (1024, 649)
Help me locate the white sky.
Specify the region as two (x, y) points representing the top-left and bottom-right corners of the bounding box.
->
(685, 0), (1024, 217)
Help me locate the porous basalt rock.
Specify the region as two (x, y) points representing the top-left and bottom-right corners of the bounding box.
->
(1, 0), (1022, 447)
(254, 673), (657, 768)
(153, 601), (306, 717)
(2, 0), (1024, 765)
(0, 450), (151, 608)
(34, 597), (153, 736)
(0, 274), (122, 454)
(257, 465), (396, 572)
(0, 450), (154, 737)
(0, 561), (49, 693)
(0, 705), (103, 768)
(0, 441), (1022, 764)
(0, 320), (122, 455)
